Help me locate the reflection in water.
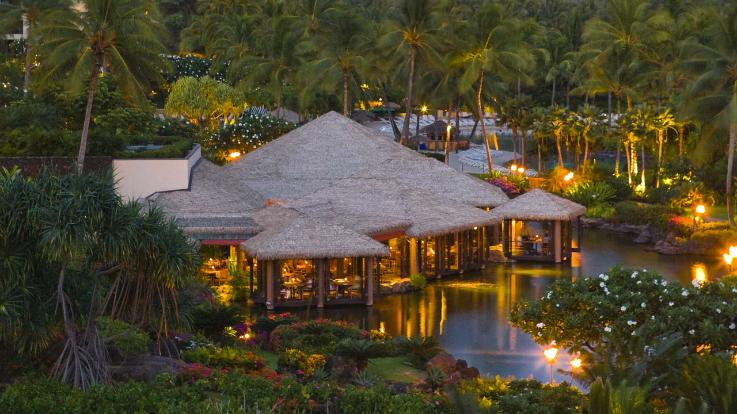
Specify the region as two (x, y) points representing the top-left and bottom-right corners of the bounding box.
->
(266, 230), (722, 381)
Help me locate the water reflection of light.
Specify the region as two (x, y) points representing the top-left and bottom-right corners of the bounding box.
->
(379, 321), (385, 334)
(692, 263), (708, 284)
(440, 291), (446, 336)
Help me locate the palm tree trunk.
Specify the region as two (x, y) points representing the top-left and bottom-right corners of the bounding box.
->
(23, 38), (32, 95)
(512, 127), (518, 163)
(521, 129), (526, 166)
(469, 118), (479, 139)
(476, 73), (493, 173)
(77, 74), (99, 172)
(565, 82), (571, 108)
(583, 135), (589, 168)
(656, 129), (663, 188)
(400, 46), (417, 145)
(381, 81), (401, 140)
(678, 124), (684, 156)
(727, 123), (736, 226)
(640, 142), (646, 190)
(555, 132), (563, 167)
(455, 95), (461, 133)
(551, 78), (556, 107)
(537, 137), (542, 172)
(342, 69), (350, 116)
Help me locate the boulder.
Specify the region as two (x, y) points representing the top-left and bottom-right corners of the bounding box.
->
(455, 359), (468, 370)
(110, 355), (185, 383)
(459, 367), (480, 380)
(633, 227), (652, 244)
(425, 351), (456, 376)
(326, 355), (357, 382)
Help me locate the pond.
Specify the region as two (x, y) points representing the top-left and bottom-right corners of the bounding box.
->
(250, 229), (723, 382)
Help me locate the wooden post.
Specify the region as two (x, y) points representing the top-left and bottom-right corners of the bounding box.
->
(409, 238), (419, 275)
(317, 259), (325, 308)
(366, 257), (374, 306)
(457, 232), (463, 273)
(554, 221), (562, 263)
(266, 260), (274, 310)
(248, 258), (254, 295)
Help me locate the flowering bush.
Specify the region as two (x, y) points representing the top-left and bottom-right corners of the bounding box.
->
(511, 267), (737, 386)
(667, 215), (694, 237)
(200, 110), (294, 164)
(253, 312), (298, 334)
(178, 363), (214, 384)
(455, 377), (582, 413)
(278, 348), (326, 377)
(486, 177), (521, 197)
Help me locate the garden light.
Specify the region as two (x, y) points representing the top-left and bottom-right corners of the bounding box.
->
(730, 246), (737, 258)
(543, 346), (558, 384)
(228, 150), (242, 159)
(570, 357), (582, 370)
(420, 105), (428, 113)
(563, 172), (574, 182)
(510, 164), (518, 172)
(517, 167), (526, 174)
(695, 204), (705, 215)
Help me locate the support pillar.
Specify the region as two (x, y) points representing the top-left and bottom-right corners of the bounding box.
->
(266, 260), (274, 310)
(317, 259), (325, 308)
(366, 257), (374, 306)
(409, 238), (419, 275)
(554, 221), (562, 263)
(457, 233), (463, 274)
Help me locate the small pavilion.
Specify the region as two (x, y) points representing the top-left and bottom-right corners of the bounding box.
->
(489, 189), (586, 263)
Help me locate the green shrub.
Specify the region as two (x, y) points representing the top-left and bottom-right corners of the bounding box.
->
(96, 317), (150, 358)
(455, 377), (583, 414)
(181, 346), (264, 371)
(114, 135), (194, 159)
(409, 273), (427, 289)
(190, 303), (242, 337)
(335, 338), (388, 372)
(277, 348), (326, 376)
(396, 336), (441, 367)
(564, 181), (615, 207)
(610, 201), (679, 230)
(339, 385), (445, 414)
(252, 312), (298, 334)
(586, 203), (616, 219)
(603, 175), (633, 202)
(270, 318), (361, 355)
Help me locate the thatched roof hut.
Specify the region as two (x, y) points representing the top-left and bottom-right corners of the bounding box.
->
(489, 189), (586, 221)
(420, 120), (457, 140)
(242, 213), (389, 260)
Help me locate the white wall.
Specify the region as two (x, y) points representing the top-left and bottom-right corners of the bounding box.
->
(114, 145), (200, 201)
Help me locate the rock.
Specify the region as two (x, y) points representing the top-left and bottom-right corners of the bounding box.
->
(455, 359), (468, 370)
(425, 351), (456, 376)
(459, 367), (480, 380)
(633, 227), (652, 244)
(110, 355), (185, 383)
(326, 355), (357, 382)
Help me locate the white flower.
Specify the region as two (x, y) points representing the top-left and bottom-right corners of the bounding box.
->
(730, 323), (736, 330)
(641, 302), (646, 308)
(604, 326), (612, 333)
(668, 302), (674, 307)
(627, 320), (637, 326)
(689, 329), (695, 335)
(691, 279), (702, 288)
(600, 281), (606, 288)
(717, 308), (722, 314)
(551, 340), (557, 345)
(651, 315), (656, 320)
(536, 322), (545, 328)
(631, 271), (639, 278)
(732, 288), (737, 293)
(636, 280), (642, 285)
(621, 306), (627, 311)
(661, 280), (668, 286)
(682, 290), (689, 297)
(631, 331), (637, 336)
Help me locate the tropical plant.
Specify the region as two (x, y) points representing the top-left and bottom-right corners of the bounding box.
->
(564, 181), (616, 207)
(164, 76), (246, 127)
(37, 0), (168, 171)
(335, 338), (385, 372)
(396, 336), (441, 368)
(0, 169), (199, 388)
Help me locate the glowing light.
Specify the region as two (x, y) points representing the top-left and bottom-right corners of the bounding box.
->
(420, 105), (428, 113)
(379, 322), (385, 334)
(692, 263), (707, 284)
(724, 253), (733, 266)
(510, 164), (518, 172)
(570, 357), (582, 369)
(473, 226), (478, 230)
(733, 353), (737, 367)
(517, 167), (526, 174)
(695, 204), (706, 215)
(543, 347), (558, 362)
(228, 150), (242, 159)
(729, 246), (737, 257)
(563, 172), (574, 182)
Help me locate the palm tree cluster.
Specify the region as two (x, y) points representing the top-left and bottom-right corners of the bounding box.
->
(1, 0), (736, 222)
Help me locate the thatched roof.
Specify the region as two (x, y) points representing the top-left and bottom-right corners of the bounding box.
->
(242, 212), (390, 260)
(489, 189), (586, 221)
(225, 111), (507, 207)
(420, 120), (457, 139)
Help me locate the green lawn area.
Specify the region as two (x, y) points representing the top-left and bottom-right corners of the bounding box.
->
(709, 205), (729, 221)
(256, 350), (279, 370)
(366, 356), (426, 384)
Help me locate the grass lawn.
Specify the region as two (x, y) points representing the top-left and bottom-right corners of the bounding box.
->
(257, 350), (279, 370)
(709, 205), (729, 221)
(366, 356), (426, 383)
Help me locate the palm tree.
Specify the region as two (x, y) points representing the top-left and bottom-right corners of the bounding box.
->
(0, 0), (70, 95)
(38, 0), (168, 171)
(455, 2), (531, 172)
(682, 5), (737, 226)
(381, 0), (441, 144)
(651, 107), (677, 188)
(299, 7), (369, 116)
